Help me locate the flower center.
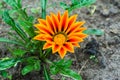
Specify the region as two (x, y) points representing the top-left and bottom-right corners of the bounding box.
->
(54, 34), (66, 45)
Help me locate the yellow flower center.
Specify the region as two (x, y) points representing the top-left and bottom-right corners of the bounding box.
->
(54, 34), (66, 45)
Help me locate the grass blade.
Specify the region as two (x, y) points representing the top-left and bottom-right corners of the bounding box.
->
(0, 38), (23, 45)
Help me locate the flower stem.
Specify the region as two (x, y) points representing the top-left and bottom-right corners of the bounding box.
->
(45, 59), (53, 65)
(40, 0), (47, 19)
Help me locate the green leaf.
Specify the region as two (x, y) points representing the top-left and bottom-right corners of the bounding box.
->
(17, 0), (22, 8)
(0, 70), (8, 78)
(50, 66), (59, 75)
(50, 59), (72, 75)
(33, 60), (41, 71)
(21, 58), (41, 75)
(54, 59), (72, 68)
(2, 10), (29, 42)
(18, 19), (35, 37)
(60, 0), (96, 12)
(0, 58), (21, 70)
(49, 59), (82, 80)
(0, 70), (12, 79)
(83, 28), (104, 36)
(60, 2), (69, 10)
(60, 69), (82, 80)
(3, 0), (21, 9)
(21, 60), (41, 75)
(43, 66), (51, 80)
(21, 65), (34, 75)
(0, 38), (23, 45)
(71, 0), (79, 4)
(12, 49), (26, 57)
(0, 9), (3, 18)
(2, 10), (15, 27)
(69, 0), (96, 12)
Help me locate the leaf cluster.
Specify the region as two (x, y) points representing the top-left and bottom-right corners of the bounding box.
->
(60, 0), (96, 12)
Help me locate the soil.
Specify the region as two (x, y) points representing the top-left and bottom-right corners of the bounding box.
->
(0, 0), (120, 80)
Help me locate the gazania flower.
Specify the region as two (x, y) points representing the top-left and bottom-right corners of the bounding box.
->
(34, 11), (88, 58)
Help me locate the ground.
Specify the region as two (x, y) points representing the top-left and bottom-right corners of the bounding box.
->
(0, 0), (120, 80)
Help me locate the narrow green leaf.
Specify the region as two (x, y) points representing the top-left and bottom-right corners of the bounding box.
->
(43, 66), (51, 80)
(0, 58), (21, 70)
(83, 28), (104, 36)
(2, 10), (15, 27)
(3, 0), (21, 9)
(21, 65), (34, 75)
(18, 19), (35, 37)
(60, 69), (82, 80)
(0, 38), (23, 45)
(2, 10), (29, 42)
(0, 9), (3, 18)
(17, 0), (22, 8)
(12, 49), (26, 57)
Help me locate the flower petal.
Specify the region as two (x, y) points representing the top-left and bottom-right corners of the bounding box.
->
(75, 27), (87, 32)
(33, 34), (45, 41)
(58, 47), (67, 59)
(68, 32), (88, 39)
(72, 43), (80, 47)
(60, 10), (68, 32)
(66, 21), (85, 35)
(46, 16), (55, 34)
(63, 42), (74, 53)
(57, 11), (61, 21)
(50, 12), (59, 32)
(68, 14), (77, 27)
(34, 24), (53, 35)
(45, 36), (53, 42)
(52, 44), (61, 53)
(43, 43), (52, 50)
(68, 36), (83, 43)
(38, 19), (46, 25)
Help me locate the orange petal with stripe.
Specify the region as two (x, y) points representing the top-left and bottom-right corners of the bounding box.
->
(68, 36), (83, 43)
(43, 43), (52, 50)
(66, 21), (85, 35)
(59, 11), (68, 32)
(50, 12), (59, 32)
(52, 44), (61, 53)
(46, 16), (55, 34)
(63, 42), (74, 53)
(34, 24), (53, 35)
(38, 19), (46, 25)
(57, 11), (61, 21)
(72, 43), (80, 47)
(68, 32), (88, 39)
(75, 27), (87, 32)
(33, 34), (45, 41)
(58, 47), (67, 59)
(68, 14), (77, 27)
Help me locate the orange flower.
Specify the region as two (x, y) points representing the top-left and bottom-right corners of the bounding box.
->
(34, 11), (88, 58)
